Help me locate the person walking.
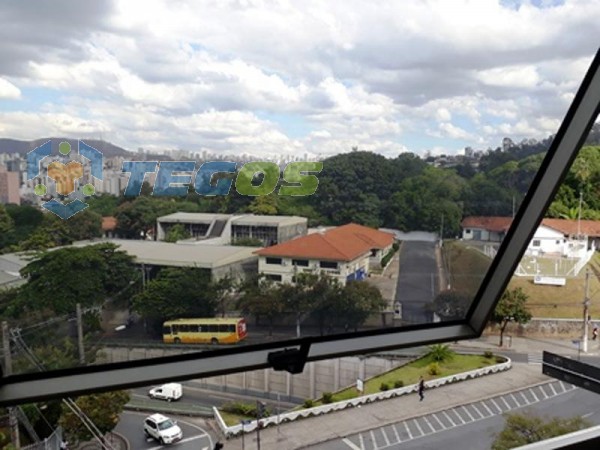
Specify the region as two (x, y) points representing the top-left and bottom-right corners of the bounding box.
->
(418, 376), (425, 402)
(593, 326), (598, 341)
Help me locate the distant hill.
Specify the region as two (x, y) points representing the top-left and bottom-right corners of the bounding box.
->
(0, 138), (173, 161)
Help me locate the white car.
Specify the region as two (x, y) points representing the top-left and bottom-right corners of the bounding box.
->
(143, 413), (183, 445)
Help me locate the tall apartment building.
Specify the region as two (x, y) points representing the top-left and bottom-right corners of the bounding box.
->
(0, 165), (20, 205)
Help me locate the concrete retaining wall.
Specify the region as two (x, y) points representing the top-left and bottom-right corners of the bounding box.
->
(484, 317), (599, 339)
(96, 347), (409, 403)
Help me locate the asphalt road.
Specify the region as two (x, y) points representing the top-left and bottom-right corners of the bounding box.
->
(395, 240), (438, 324)
(309, 381), (600, 450)
(115, 411), (214, 450)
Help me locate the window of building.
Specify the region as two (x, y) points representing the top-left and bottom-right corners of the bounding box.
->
(265, 274), (282, 281)
(266, 257), (282, 265)
(292, 259), (309, 267)
(320, 261), (338, 269)
(533, 240), (541, 247)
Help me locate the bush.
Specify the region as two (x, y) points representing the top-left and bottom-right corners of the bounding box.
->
(380, 382), (390, 391)
(303, 399), (314, 408)
(322, 392), (333, 404)
(221, 401), (271, 418)
(484, 350), (494, 359)
(428, 362), (441, 376)
(394, 380), (404, 389)
(392, 242), (400, 251)
(495, 356), (505, 364)
(427, 344), (455, 362)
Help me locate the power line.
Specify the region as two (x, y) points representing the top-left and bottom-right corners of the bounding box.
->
(9, 329), (115, 450)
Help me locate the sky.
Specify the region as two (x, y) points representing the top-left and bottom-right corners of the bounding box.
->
(0, 0), (598, 159)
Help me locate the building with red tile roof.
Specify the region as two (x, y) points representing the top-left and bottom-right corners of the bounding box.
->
(255, 223), (395, 284)
(461, 216), (599, 259)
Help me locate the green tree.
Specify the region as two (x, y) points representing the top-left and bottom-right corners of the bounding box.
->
(247, 195), (279, 215)
(237, 275), (284, 335)
(131, 267), (218, 335)
(59, 391), (130, 445)
(17, 243), (138, 316)
(492, 413), (590, 450)
(430, 290), (471, 321)
(86, 193), (122, 217)
(491, 287), (532, 347)
(64, 209), (103, 241)
(0, 204), (14, 234)
(164, 223), (191, 242)
(338, 281), (387, 332)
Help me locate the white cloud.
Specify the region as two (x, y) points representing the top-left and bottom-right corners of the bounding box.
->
(0, 78), (21, 99)
(0, 0), (599, 157)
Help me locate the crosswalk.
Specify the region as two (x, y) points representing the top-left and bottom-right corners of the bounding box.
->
(340, 380), (577, 449)
(527, 352), (544, 364)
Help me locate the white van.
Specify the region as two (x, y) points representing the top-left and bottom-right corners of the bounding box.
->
(148, 383), (183, 402)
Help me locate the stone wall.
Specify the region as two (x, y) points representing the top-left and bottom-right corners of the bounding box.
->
(484, 317), (598, 339)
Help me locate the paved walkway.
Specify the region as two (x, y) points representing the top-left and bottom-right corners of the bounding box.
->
(216, 335), (599, 449)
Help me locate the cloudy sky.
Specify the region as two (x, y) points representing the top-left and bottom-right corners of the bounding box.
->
(0, 0), (598, 159)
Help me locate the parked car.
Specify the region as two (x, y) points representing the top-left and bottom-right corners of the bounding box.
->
(148, 383), (183, 402)
(143, 413), (183, 445)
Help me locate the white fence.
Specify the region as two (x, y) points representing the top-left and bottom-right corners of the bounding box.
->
(214, 358), (512, 438)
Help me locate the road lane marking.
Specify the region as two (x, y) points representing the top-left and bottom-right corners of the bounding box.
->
(370, 430), (379, 449)
(518, 392), (530, 405)
(510, 393), (522, 407)
(470, 404), (485, 419)
(490, 398), (503, 413)
(404, 421), (413, 439)
(391, 424), (401, 442)
(381, 427), (391, 445)
(500, 396), (512, 410)
(529, 388), (539, 402)
(461, 405), (475, 421)
(413, 419), (425, 436)
(481, 401), (494, 416)
(432, 413), (446, 430)
(342, 438), (362, 450)
(423, 416), (435, 433)
(442, 411), (456, 427)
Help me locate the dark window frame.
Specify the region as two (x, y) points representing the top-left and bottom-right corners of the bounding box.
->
(1, 50), (599, 407)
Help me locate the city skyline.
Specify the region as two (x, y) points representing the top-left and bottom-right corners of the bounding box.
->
(0, 1), (599, 159)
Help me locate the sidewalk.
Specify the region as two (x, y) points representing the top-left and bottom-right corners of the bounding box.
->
(216, 335), (599, 449)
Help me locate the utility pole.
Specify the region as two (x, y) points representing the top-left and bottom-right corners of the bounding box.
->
(76, 303), (85, 365)
(3, 321), (20, 449)
(583, 269), (590, 353)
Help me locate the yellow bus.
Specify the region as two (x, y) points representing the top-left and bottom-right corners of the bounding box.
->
(162, 318), (247, 345)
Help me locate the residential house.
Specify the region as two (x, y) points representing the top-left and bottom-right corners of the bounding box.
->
(255, 223), (395, 285)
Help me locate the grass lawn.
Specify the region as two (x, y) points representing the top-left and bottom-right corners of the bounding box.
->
(443, 241), (491, 297)
(219, 352), (502, 424)
(507, 252), (600, 319)
(311, 352), (501, 406)
(444, 241), (600, 319)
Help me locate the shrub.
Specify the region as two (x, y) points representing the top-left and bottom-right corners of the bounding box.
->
(380, 382), (390, 391)
(392, 242), (400, 251)
(303, 399), (314, 408)
(322, 392), (333, 404)
(484, 350), (494, 359)
(221, 401), (270, 418)
(495, 356), (505, 364)
(427, 344), (455, 362)
(428, 362), (441, 376)
(394, 380), (404, 389)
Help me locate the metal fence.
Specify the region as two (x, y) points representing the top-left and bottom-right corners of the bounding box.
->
(21, 427), (63, 450)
